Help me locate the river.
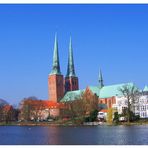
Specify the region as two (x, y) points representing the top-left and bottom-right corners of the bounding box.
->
(0, 125), (148, 145)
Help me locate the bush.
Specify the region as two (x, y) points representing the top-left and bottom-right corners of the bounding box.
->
(113, 112), (119, 123)
(120, 110), (140, 122)
(84, 109), (98, 122)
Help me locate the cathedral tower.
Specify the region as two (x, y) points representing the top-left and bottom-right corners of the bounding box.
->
(65, 37), (79, 92)
(48, 35), (64, 102)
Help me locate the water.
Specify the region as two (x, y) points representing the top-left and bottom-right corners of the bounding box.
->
(0, 125), (148, 145)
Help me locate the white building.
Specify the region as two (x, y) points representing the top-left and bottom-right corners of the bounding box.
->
(113, 85), (148, 119)
(133, 86), (148, 118)
(112, 96), (128, 114)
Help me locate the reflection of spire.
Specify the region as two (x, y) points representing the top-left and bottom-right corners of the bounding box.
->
(50, 34), (61, 75)
(99, 68), (104, 88)
(66, 37), (76, 77)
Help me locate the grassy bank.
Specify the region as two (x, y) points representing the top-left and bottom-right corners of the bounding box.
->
(0, 119), (83, 126)
(111, 119), (148, 126)
(1, 119), (148, 126)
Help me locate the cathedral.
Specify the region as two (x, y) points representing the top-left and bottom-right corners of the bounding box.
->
(48, 35), (148, 120)
(48, 35), (79, 103)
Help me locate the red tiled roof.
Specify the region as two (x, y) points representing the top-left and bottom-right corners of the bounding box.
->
(99, 109), (108, 113)
(42, 101), (65, 109)
(23, 99), (65, 109)
(2, 105), (13, 112)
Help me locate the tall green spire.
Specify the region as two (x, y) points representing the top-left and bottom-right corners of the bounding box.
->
(143, 85), (148, 92)
(50, 34), (61, 75)
(99, 68), (104, 88)
(66, 37), (76, 77)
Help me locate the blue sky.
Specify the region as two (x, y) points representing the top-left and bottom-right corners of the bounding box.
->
(0, 4), (148, 105)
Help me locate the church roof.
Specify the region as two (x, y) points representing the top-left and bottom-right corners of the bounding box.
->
(89, 86), (100, 97)
(60, 90), (84, 102)
(99, 82), (136, 98)
(143, 85), (148, 92)
(60, 82), (139, 102)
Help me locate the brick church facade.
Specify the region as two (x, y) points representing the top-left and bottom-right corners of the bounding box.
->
(48, 35), (79, 103)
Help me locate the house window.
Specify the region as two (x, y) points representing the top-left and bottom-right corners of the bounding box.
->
(140, 112), (142, 117)
(142, 106), (144, 111)
(140, 106), (142, 111)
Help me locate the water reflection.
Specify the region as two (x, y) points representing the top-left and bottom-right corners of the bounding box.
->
(46, 126), (61, 144)
(0, 125), (148, 145)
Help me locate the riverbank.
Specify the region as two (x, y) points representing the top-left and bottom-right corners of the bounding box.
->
(0, 119), (83, 126)
(1, 119), (148, 126)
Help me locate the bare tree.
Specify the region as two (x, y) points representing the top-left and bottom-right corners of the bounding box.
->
(60, 89), (98, 122)
(82, 90), (98, 115)
(119, 84), (139, 123)
(18, 96), (39, 121)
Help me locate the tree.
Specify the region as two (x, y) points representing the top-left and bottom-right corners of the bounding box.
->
(0, 106), (3, 122)
(82, 89), (98, 115)
(87, 109), (98, 122)
(113, 112), (119, 123)
(19, 100), (32, 121)
(61, 98), (86, 121)
(118, 84), (139, 123)
(19, 97), (51, 122)
(107, 108), (113, 124)
(1, 105), (16, 123)
(18, 97), (39, 121)
(60, 89), (98, 123)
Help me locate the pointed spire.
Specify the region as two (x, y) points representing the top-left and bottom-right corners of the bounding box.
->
(99, 68), (104, 88)
(66, 37), (76, 77)
(50, 34), (61, 75)
(143, 85), (148, 92)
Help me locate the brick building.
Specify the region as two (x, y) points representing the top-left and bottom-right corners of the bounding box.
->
(48, 35), (79, 103)
(47, 35), (142, 119)
(47, 35), (79, 116)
